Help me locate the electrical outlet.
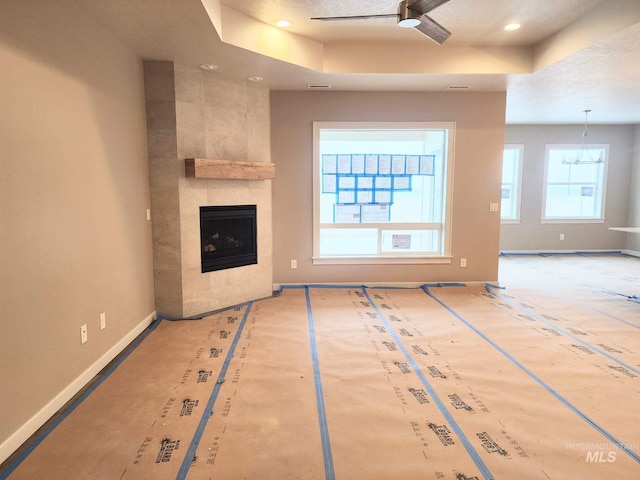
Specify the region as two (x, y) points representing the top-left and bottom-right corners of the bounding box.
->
(290, 259), (297, 269)
(560, 233), (565, 240)
(489, 203), (499, 212)
(100, 312), (106, 330)
(81, 324), (88, 344)
(460, 258), (467, 268)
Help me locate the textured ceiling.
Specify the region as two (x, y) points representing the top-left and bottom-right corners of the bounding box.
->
(220, 0), (603, 46)
(74, 0), (640, 124)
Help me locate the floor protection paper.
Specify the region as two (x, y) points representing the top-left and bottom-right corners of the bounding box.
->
(3, 254), (639, 479)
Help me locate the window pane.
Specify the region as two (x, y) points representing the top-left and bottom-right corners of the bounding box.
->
(389, 176), (440, 223)
(543, 145), (607, 220)
(380, 230), (440, 254)
(559, 148), (605, 166)
(501, 146), (522, 220)
(548, 149), (603, 182)
(502, 150), (516, 181)
(501, 188), (513, 219)
(547, 153), (570, 183)
(320, 228), (378, 255)
(569, 162), (600, 183)
(315, 124), (452, 259)
(546, 184), (597, 218)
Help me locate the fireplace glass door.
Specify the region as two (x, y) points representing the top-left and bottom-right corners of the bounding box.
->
(200, 205), (257, 273)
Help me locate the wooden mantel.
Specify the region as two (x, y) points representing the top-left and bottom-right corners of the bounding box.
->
(185, 158), (275, 180)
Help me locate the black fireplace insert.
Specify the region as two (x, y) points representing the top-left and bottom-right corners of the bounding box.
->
(200, 205), (257, 273)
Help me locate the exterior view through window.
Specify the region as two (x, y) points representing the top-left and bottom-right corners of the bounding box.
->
(313, 122), (455, 264)
(542, 145), (608, 221)
(501, 145), (523, 222)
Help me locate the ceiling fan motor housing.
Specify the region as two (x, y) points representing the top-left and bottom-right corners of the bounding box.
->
(398, 0), (422, 27)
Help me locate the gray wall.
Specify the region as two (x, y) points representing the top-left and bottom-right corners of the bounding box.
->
(0, 0), (154, 461)
(271, 91), (507, 285)
(501, 125), (636, 251)
(628, 125), (640, 253)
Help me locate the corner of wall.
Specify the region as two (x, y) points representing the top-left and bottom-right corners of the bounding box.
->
(627, 125), (640, 252)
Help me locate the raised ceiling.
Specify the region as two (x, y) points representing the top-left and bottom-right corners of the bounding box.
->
(221, 0), (602, 46)
(76, 0), (640, 124)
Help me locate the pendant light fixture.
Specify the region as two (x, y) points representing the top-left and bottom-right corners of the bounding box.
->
(562, 109), (604, 165)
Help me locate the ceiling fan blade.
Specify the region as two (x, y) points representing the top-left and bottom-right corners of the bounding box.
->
(414, 14), (451, 44)
(311, 14), (398, 21)
(408, 0), (450, 15)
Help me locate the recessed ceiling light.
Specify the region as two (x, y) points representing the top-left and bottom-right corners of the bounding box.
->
(307, 84), (332, 89)
(504, 23), (521, 31)
(276, 20), (291, 28)
(199, 64), (218, 70)
(248, 76), (264, 82)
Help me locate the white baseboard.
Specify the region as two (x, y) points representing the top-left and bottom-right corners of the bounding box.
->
(274, 282), (424, 289)
(0, 311), (157, 466)
(273, 281), (497, 291)
(500, 249), (624, 255)
(622, 249), (640, 257)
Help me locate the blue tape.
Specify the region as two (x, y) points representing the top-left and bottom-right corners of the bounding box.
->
(572, 254), (638, 299)
(502, 252), (638, 299)
(485, 284), (640, 373)
(596, 287), (639, 302)
(424, 286), (640, 464)
(300, 284), (366, 289)
(576, 251), (624, 256)
(161, 315), (205, 321)
(160, 297), (266, 322)
(175, 302), (253, 479)
(304, 286), (336, 480)
(496, 257), (640, 326)
(281, 284), (425, 291)
(367, 285), (418, 290)
(494, 280), (638, 329)
(363, 288), (494, 480)
(0, 317), (163, 480)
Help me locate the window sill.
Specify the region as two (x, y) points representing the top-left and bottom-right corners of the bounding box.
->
(312, 256), (452, 265)
(540, 219), (605, 224)
(501, 219), (521, 225)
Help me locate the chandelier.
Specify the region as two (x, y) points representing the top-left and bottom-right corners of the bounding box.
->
(562, 109), (604, 165)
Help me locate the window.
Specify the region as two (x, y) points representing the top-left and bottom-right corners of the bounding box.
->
(312, 122), (455, 264)
(542, 145), (608, 222)
(501, 145), (524, 223)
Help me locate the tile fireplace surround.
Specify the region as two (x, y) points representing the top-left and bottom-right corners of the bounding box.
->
(144, 61), (273, 319)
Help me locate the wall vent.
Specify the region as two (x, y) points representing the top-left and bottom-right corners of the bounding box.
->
(307, 84), (332, 89)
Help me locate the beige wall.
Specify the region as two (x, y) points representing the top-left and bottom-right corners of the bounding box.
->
(145, 63), (273, 318)
(0, 0), (154, 461)
(501, 125), (635, 251)
(271, 91), (506, 284)
(628, 125), (640, 253)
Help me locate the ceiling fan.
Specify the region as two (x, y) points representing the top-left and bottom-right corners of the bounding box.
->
(311, 0), (451, 45)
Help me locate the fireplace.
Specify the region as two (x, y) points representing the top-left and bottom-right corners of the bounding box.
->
(200, 205), (257, 273)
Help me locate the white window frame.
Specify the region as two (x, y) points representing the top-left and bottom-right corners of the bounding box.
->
(312, 121), (455, 265)
(501, 144), (524, 224)
(541, 144), (609, 223)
